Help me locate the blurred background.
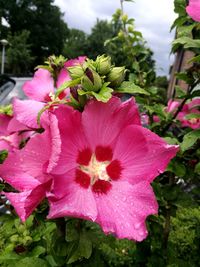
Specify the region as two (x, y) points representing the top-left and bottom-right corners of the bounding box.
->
(0, 0), (176, 76)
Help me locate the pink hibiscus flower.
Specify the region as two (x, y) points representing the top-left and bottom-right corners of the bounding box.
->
(23, 56), (86, 103)
(186, 0), (200, 22)
(0, 114), (61, 221)
(0, 114), (27, 152)
(166, 99), (180, 113)
(0, 114), (13, 151)
(16, 57), (86, 129)
(47, 97), (178, 241)
(166, 98), (200, 129)
(177, 98), (200, 129)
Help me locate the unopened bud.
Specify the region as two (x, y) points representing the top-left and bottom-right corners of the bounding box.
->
(128, 25), (134, 33)
(10, 235), (19, 243)
(118, 30), (124, 39)
(96, 55), (111, 75)
(107, 67), (126, 87)
(67, 65), (84, 79)
(122, 14), (128, 23)
(81, 68), (102, 92)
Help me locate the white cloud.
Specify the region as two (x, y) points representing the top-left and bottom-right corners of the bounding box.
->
(54, 0), (177, 75)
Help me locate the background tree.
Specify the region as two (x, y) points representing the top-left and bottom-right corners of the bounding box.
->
(62, 28), (88, 59)
(6, 30), (34, 75)
(86, 19), (114, 59)
(0, 0), (69, 69)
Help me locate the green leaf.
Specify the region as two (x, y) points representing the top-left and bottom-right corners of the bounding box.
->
(115, 81), (149, 95)
(181, 129), (200, 152)
(65, 220), (79, 242)
(145, 104), (167, 119)
(67, 231), (92, 264)
(175, 85), (187, 98)
(78, 83), (113, 103)
(170, 16), (188, 31)
(163, 137), (179, 145)
(167, 160), (186, 177)
(194, 162), (200, 174)
(177, 24), (196, 38)
(0, 150), (8, 164)
(189, 90), (200, 98)
(91, 86), (113, 102)
(0, 183), (5, 191)
(188, 55), (200, 64)
(174, 0), (187, 16)
(172, 37), (200, 50)
(15, 258), (48, 267)
(175, 72), (193, 85)
(28, 246), (46, 257)
(163, 184), (180, 201)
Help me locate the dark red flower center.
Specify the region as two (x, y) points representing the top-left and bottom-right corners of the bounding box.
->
(75, 146), (122, 194)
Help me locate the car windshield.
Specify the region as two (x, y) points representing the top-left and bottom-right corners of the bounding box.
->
(0, 76), (15, 104)
(0, 77), (30, 105)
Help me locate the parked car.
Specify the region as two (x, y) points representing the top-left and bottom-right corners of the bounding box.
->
(0, 75), (31, 105)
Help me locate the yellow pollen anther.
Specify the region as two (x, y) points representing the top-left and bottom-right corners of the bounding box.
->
(80, 154), (111, 185)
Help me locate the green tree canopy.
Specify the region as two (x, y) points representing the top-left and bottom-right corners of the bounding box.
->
(86, 19), (114, 59)
(6, 30), (34, 75)
(0, 0), (69, 67)
(62, 28), (88, 59)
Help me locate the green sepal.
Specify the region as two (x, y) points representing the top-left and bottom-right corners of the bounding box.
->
(78, 83), (113, 103)
(0, 150), (8, 164)
(55, 78), (81, 98)
(37, 105), (50, 127)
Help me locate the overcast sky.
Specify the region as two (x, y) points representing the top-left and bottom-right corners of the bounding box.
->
(54, 0), (177, 76)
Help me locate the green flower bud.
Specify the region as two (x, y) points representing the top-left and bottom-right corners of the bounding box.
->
(122, 14), (128, 23)
(23, 230), (30, 237)
(118, 30), (124, 39)
(96, 55), (111, 75)
(67, 65), (84, 79)
(22, 236), (33, 245)
(18, 224), (26, 234)
(81, 68), (102, 92)
(10, 235), (19, 243)
(128, 25), (134, 33)
(107, 67), (126, 87)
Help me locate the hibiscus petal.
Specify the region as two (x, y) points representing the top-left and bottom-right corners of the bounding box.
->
(48, 180), (97, 221)
(0, 114), (12, 135)
(0, 153), (40, 191)
(186, 0), (200, 22)
(13, 98), (47, 129)
(23, 69), (54, 101)
(56, 68), (71, 89)
(5, 183), (49, 222)
(64, 56), (86, 68)
(94, 181), (158, 241)
(46, 114), (62, 173)
(0, 133), (21, 151)
(113, 125), (179, 183)
(82, 97), (141, 150)
(0, 139), (12, 151)
(19, 130), (51, 181)
(7, 117), (29, 133)
(50, 105), (88, 175)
